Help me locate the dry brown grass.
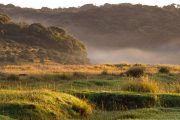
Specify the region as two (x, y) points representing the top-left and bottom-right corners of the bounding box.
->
(0, 63), (179, 75)
(0, 63), (123, 75)
(122, 76), (162, 93)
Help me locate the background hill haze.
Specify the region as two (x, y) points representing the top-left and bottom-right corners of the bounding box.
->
(1, 3), (180, 64)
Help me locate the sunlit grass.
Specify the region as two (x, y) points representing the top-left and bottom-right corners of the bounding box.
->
(0, 89), (92, 120)
(0, 63), (179, 75)
(0, 63), (179, 119)
(122, 76), (161, 93)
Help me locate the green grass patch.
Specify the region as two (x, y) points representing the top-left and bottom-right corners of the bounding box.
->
(0, 90), (92, 120)
(151, 73), (179, 83)
(158, 94), (180, 107)
(83, 108), (180, 120)
(72, 91), (156, 110)
(73, 80), (119, 87)
(70, 91), (180, 111)
(0, 115), (15, 120)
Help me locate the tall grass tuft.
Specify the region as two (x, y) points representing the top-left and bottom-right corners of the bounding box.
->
(122, 77), (160, 93)
(170, 82), (180, 93)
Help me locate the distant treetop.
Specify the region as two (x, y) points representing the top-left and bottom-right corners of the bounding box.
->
(0, 13), (11, 24)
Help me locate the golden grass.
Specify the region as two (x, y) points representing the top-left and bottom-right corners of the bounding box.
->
(0, 89), (92, 119)
(0, 63), (179, 75)
(0, 63), (123, 75)
(122, 76), (162, 93)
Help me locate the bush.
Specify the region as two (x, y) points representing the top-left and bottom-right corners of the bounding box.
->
(158, 94), (180, 107)
(42, 74), (72, 81)
(159, 67), (170, 74)
(100, 70), (108, 75)
(73, 92), (156, 110)
(126, 67), (145, 77)
(7, 74), (20, 81)
(0, 14), (11, 24)
(122, 78), (160, 93)
(59, 74), (73, 80)
(28, 23), (47, 34)
(73, 72), (87, 79)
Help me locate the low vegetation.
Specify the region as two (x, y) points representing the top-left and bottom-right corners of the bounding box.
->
(122, 77), (160, 93)
(0, 63), (179, 119)
(6, 74), (20, 81)
(72, 91), (180, 111)
(159, 67), (170, 74)
(0, 13), (11, 24)
(126, 67), (145, 77)
(158, 94), (180, 107)
(0, 90), (92, 120)
(0, 13), (88, 64)
(72, 91), (156, 110)
(84, 108), (180, 120)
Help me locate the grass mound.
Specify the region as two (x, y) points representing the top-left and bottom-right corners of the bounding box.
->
(72, 91), (156, 110)
(0, 90), (92, 120)
(71, 91), (180, 111)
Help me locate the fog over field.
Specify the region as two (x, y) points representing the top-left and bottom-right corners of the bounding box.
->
(1, 3), (180, 64)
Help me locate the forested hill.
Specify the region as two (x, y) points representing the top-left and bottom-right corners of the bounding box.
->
(0, 13), (88, 64)
(0, 3), (180, 64)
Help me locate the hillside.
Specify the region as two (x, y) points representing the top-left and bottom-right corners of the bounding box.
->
(0, 3), (180, 64)
(0, 90), (92, 120)
(0, 13), (88, 64)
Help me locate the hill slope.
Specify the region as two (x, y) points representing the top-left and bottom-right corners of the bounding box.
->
(0, 90), (92, 120)
(0, 13), (88, 64)
(1, 3), (180, 64)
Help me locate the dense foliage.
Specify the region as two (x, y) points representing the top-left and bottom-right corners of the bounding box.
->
(0, 14), (88, 64)
(0, 13), (11, 24)
(159, 67), (170, 74)
(126, 67), (145, 77)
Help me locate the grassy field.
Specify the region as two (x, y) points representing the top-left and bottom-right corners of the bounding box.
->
(0, 63), (179, 119)
(80, 108), (180, 120)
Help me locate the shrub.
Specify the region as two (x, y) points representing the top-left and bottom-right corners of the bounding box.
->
(58, 74), (72, 80)
(28, 23), (47, 34)
(7, 74), (20, 81)
(0, 14), (11, 24)
(73, 72), (87, 79)
(159, 67), (170, 74)
(73, 92), (156, 110)
(100, 70), (108, 75)
(122, 78), (160, 93)
(50, 74), (72, 81)
(48, 26), (66, 35)
(126, 67), (145, 77)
